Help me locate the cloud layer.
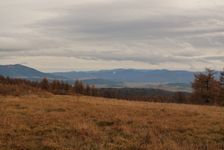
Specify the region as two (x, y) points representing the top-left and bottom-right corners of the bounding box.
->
(0, 0), (224, 71)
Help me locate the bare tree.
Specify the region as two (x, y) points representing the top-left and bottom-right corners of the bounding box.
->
(192, 68), (219, 104)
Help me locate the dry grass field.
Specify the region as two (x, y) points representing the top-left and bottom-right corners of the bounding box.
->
(0, 95), (223, 150)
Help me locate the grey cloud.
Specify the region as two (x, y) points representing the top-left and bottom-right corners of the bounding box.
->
(33, 1), (224, 54)
(0, 0), (224, 71)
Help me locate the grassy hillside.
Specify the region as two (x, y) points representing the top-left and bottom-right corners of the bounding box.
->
(0, 83), (51, 97)
(0, 95), (223, 150)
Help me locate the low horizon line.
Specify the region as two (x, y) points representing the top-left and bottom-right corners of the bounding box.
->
(1, 63), (219, 73)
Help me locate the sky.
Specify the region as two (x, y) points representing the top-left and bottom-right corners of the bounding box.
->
(0, 0), (224, 72)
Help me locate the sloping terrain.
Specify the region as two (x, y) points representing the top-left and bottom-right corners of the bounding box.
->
(0, 64), (62, 80)
(0, 83), (51, 97)
(0, 95), (223, 150)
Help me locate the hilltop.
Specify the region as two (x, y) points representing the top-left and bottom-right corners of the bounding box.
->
(0, 64), (61, 80)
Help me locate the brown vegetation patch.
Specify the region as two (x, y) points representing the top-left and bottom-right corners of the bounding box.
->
(0, 95), (223, 150)
(45, 108), (66, 113)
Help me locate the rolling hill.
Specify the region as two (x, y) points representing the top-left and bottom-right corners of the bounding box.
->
(0, 64), (64, 80)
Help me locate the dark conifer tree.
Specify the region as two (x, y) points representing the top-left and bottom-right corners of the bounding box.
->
(39, 78), (49, 91)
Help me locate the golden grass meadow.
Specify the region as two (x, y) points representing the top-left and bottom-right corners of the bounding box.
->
(0, 95), (223, 150)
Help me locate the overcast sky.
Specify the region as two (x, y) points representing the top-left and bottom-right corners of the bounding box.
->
(0, 0), (224, 72)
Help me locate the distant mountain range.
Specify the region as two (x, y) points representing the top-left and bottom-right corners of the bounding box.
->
(53, 69), (195, 83)
(0, 64), (63, 80)
(0, 64), (196, 91)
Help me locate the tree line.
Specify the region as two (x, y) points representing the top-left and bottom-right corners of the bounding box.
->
(0, 76), (98, 96)
(191, 68), (224, 105)
(0, 68), (224, 106)
(0, 75), (188, 103)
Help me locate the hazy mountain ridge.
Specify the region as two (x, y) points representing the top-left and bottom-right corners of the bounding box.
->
(0, 64), (63, 80)
(0, 64), (195, 91)
(53, 69), (195, 83)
